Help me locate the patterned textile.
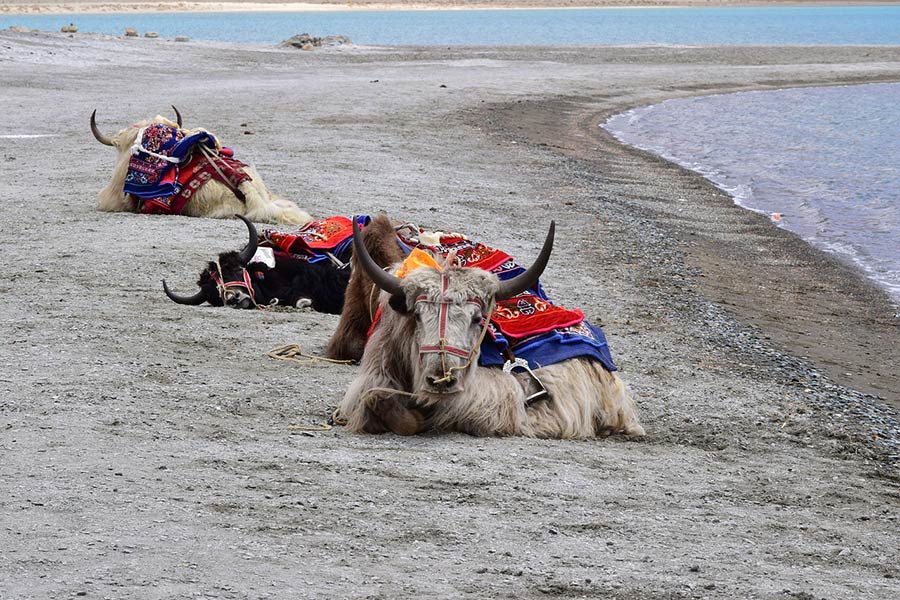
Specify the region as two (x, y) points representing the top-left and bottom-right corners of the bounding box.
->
(140, 151), (250, 215)
(261, 216), (369, 263)
(385, 229), (618, 372)
(124, 123), (250, 215)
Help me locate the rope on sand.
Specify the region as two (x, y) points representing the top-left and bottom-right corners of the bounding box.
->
(266, 344), (354, 365)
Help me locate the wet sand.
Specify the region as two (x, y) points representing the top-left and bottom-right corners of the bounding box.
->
(1, 31), (899, 598)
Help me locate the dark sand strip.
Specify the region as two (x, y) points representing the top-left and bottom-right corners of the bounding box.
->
(483, 66), (900, 408)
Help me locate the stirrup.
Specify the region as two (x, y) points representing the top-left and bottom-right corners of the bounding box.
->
(502, 357), (550, 405)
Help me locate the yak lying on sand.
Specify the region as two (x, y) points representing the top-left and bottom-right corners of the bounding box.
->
(91, 108), (311, 225)
(337, 219), (645, 439)
(162, 215), (350, 313)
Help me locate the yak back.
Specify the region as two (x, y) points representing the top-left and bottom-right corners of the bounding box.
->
(256, 255), (351, 314)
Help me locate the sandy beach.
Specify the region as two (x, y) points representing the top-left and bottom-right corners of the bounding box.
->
(1, 27), (899, 598)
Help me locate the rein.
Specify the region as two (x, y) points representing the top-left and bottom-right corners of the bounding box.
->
(199, 144), (246, 203)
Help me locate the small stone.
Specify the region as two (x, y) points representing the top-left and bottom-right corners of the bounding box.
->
(60, 24), (77, 33)
(124, 28), (138, 37)
(175, 36), (190, 43)
(144, 32), (159, 39)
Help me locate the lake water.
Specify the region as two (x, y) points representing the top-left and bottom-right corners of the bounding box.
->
(3, 6), (900, 45)
(604, 83), (900, 301)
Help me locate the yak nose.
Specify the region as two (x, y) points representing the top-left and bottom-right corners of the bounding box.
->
(426, 374), (457, 391)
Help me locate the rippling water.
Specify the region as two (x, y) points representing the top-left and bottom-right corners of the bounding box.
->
(3, 6), (900, 45)
(604, 83), (900, 301)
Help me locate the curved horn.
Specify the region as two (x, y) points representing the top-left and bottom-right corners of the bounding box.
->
(352, 215), (404, 297)
(171, 105), (183, 128)
(236, 214), (258, 265)
(162, 279), (206, 305)
(90, 110), (114, 146)
(496, 221), (555, 301)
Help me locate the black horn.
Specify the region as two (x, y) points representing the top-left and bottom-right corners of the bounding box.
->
(236, 214), (258, 265)
(90, 109), (114, 146)
(162, 279), (206, 305)
(172, 105), (183, 128)
(352, 215), (404, 297)
(496, 221), (555, 301)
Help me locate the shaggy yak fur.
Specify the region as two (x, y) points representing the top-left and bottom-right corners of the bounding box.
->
(337, 226), (646, 439)
(93, 113), (312, 225)
(325, 214), (406, 360)
(162, 216), (350, 313)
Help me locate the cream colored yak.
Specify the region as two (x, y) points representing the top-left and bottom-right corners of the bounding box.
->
(338, 220), (645, 439)
(91, 109), (312, 225)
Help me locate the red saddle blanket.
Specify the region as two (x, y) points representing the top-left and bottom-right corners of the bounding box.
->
(399, 231), (585, 342)
(140, 151), (250, 215)
(261, 216), (358, 263)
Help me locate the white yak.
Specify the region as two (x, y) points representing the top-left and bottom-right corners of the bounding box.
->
(91, 108), (311, 225)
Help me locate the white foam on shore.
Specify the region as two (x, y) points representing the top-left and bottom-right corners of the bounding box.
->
(603, 88), (900, 304)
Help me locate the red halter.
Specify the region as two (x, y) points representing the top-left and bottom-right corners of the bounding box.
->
(210, 265), (258, 307)
(416, 270), (491, 377)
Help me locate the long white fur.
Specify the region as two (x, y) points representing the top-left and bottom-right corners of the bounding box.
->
(339, 266), (645, 439)
(96, 116), (312, 225)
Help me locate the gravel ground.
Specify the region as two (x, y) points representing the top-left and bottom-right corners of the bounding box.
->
(1, 31), (899, 599)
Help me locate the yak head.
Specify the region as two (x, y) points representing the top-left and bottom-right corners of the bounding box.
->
(162, 215), (262, 309)
(91, 107), (184, 212)
(354, 216), (555, 396)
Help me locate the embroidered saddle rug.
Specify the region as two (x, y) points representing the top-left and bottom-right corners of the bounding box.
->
(260, 216), (370, 263)
(123, 123), (250, 215)
(391, 228), (618, 373)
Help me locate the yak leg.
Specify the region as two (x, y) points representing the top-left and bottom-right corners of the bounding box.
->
(364, 393), (426, 436)
(338, 374), (426, 435)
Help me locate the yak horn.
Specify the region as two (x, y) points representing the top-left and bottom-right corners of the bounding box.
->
(352, 215), (404, 297)
(162, 279), (206, 305)
(236, 214), (258, 265)
(496, 221), (555, 301)
(172, 105), (183, 128)
(90, 110), (114, 146)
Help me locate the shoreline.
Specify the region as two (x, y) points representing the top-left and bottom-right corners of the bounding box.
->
(3, 1), (900, 15)
(482, 74), (900, 409)
(601, 82), (900, 305)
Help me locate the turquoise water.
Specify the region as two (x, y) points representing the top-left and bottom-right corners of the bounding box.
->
(604, 83), (900, 301)
(3, 6), (900, 45)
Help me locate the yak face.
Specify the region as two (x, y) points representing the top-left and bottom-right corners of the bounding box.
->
(397, 266), (498, 396)
(199, 251), (260, 309)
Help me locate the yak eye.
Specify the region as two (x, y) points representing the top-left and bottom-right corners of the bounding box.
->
(472, 313), (482, 325)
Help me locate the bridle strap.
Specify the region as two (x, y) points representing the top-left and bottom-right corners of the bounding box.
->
(415, 277), (494, 384)
(211, 260), (261, 308)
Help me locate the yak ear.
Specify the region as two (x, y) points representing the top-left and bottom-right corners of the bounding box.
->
(388, 293), (412, 315)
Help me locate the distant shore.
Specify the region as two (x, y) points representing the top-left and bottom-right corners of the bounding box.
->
(4, 0), (900, 15)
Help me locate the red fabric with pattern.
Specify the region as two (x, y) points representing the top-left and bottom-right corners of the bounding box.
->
(263, 216), (355, 257)
(491, 293), (584, 341)
(140, 151), (250, 215)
